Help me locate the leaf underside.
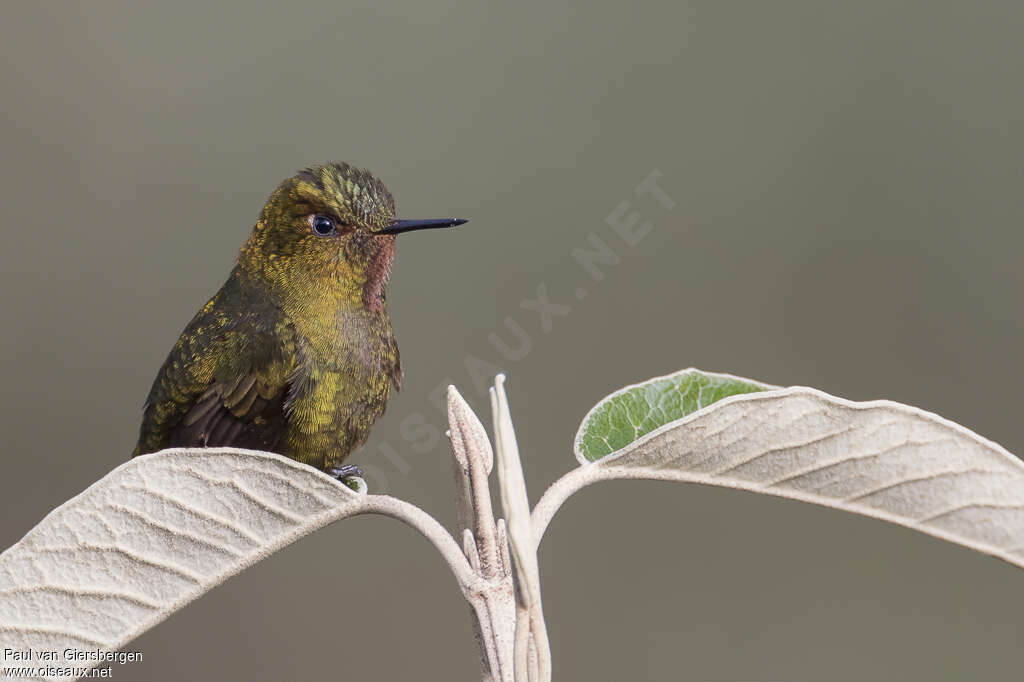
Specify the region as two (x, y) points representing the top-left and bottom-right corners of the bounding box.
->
(573, 369), (1024, 571)
(0, 449), (364, 680)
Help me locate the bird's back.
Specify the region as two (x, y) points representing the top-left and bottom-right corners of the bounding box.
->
(134, 269), (297, 456)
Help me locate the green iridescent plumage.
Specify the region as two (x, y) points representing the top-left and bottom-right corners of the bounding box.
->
(134, 162), (463, 473)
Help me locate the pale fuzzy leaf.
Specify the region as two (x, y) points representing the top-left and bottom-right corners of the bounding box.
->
(490, 376), (537, 603)
(0, 448), (367, 679)
(490, 376), (550, 682)
(447, 386), (501, 580)
(572, 384), (1024, 569)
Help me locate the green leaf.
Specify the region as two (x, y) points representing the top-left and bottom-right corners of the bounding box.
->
(574, 369), (775, 462)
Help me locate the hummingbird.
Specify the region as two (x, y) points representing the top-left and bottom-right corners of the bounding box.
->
(132, 162), (467, 480)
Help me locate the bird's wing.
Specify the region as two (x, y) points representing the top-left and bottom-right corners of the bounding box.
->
(168, 368), (290, 451)
(133, 280), (297, 456)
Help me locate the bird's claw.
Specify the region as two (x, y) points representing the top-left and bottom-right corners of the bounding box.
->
(327, 464), (364, 481)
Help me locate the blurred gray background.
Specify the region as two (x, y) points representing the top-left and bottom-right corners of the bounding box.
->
(1, 1), (1022, 680)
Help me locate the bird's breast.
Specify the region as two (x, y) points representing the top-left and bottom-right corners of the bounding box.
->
(292, 306), (396, 388)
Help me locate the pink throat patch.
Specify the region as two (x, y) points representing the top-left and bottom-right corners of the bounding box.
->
(362, 237), (396, 312)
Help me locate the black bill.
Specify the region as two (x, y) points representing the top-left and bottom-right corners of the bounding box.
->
(377, 217), (468, 235)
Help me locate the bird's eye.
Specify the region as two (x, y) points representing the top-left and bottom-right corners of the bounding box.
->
(310, 214), (336, 236)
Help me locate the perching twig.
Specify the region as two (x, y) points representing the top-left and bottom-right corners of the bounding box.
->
(3, 369), (1022, 681)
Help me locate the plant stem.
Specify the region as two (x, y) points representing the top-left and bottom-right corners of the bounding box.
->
(358, 495), (484, 595)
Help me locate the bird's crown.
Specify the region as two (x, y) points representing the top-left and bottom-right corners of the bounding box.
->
(285, 162), (396, 230)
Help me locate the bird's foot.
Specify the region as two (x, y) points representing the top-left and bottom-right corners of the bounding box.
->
(327, 464), (364, 481)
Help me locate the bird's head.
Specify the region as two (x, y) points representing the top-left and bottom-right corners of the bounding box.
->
(238, 162), (466, 313)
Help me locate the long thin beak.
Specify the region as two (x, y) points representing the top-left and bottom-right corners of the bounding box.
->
(377, 217), (468, 235)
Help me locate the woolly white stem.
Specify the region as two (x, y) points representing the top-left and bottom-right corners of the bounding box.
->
(357, 495), (484, 595)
